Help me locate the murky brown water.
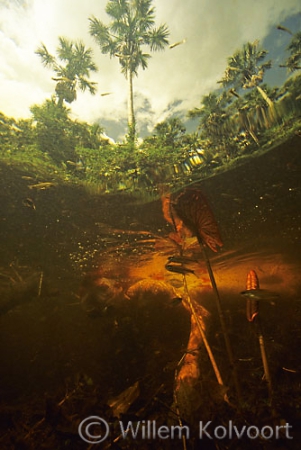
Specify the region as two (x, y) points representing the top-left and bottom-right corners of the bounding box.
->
(0, 136), (300, 448)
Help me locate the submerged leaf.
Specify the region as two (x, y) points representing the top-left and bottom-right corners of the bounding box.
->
(171, 188), (223, 252)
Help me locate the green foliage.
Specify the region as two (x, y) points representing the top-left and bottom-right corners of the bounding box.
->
(71, 121), (105, 150)
(219, 40), (272, 91)
(281, 73), (301, 101)
(0, 112), (21, 149)
(0, 113), (36, 153)
(30, 98), (78, 163)
(30, 99), (107, 164)
(15, 119), (36, 148)
(125, 123), (138, 149)
(219, 40), (274, 118)
(89, 0), (169, 79)
(186, 37), (300, 160)
(2, 30), (301, 196)
(151, 117), (186, 149)
(75, 143), (139, 192)
(188, 92), (232, 147)
(283, 31), (301, 71)
(273, 75), (301, 129)
(135, 142), (182, 191)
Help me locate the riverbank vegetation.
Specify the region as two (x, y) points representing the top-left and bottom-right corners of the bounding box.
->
(1, 18), (301, 198)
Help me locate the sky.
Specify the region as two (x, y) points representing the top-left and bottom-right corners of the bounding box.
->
(1, 0), (301, 140)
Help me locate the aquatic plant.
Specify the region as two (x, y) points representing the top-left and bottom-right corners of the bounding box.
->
(170, 187), (223, 252)
(174, 276), (226, 398)
(165, 187), (241, 403)
(242, 270), (273, 399)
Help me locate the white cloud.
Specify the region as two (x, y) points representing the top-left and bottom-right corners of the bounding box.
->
(0, 0), (300, 138)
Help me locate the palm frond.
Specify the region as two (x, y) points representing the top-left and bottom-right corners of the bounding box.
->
(147, 24), (169, 51)
(57, 37), (74, 61)
(89, 16), (111, 47)
(106, 0), (129, 21)
(78, 78), (98, 95)
(35, 43), (56, 68)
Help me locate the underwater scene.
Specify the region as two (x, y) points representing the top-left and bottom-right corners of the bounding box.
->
(1, 1), (301, 449)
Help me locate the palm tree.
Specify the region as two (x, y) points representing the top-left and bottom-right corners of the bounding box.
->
(36, 37), (98, 107)
(219, 41), (273, 108)
(277, 73), (301, 118)
(228, 86), (277, 145)
(154, 117), (186, 148)
(188, 92), (231, 145)
(89, 0), (169, 142)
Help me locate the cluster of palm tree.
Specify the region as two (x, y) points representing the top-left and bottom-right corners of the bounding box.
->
(1, 8), (301, 194)
(34, 0), (301, 156)
(34, 3), (301, 153)
(35, 0), (169, 144)
(182, 33), (301, 161)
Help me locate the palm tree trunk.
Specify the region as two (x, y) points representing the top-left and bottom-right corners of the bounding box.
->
(57, 96), (64, 108)
(256, 85), (273, 108)
(256, 85), (277, 123)
(127, 69), (136, 141)
(240, 111), (260, 146)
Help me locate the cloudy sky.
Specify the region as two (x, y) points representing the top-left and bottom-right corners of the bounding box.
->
(1, 0), (301, 140)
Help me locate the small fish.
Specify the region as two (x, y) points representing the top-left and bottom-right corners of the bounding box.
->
(100, 92), (113, 96)
(276, 25), (293, 35)
(165, 263), (195, 275)
(282, 367), (298, 373)
(167, 255), (199, 264)
(52, 76), (73, 82)
(169, 38), (186, 49)
(221, 192), (235, 198)
(22, 198), (36, 210)
(28, 182), (56, 190)
(240, 289), (279, 301)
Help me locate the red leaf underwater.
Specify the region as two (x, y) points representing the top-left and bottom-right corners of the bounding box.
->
(171, 187), (223, 252)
